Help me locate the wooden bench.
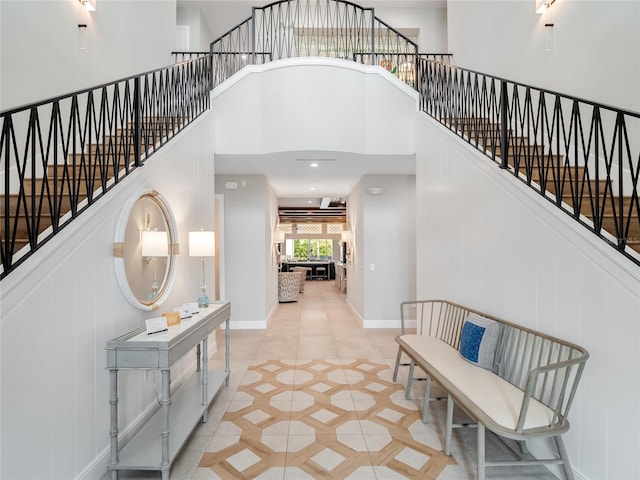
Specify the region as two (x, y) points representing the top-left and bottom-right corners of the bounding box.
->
(393, 300), (589, 480)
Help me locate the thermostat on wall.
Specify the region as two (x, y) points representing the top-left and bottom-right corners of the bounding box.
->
(225, 181), (238, 189)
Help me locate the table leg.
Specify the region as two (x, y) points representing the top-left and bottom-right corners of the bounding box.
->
(225, 318), (230, 385)
(202, 337), (209, 422)
(160, 369), (171, 472)
(108, 369), (119, 480)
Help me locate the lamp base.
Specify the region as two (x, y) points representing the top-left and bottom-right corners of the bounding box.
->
(197, 292), (209, 308)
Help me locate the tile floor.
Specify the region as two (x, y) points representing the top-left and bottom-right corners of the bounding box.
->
(118, 280), (559, 479)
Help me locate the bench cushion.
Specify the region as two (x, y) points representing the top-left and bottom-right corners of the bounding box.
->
(399, 334), (555, 431)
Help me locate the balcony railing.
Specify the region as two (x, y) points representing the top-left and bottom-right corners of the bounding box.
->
(0, 55), (212, 279)
(210, 0), (420, 89)
(418, 57), (640, 264)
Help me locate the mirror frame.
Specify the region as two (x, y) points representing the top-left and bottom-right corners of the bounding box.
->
(113, 189), (179, 311)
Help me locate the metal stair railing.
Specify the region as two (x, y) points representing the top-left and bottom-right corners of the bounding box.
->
(209, 0), (423, 89)
(6, 0), (636, 278)
(0, 55), (212, 279)
(418, 57), (640, 265)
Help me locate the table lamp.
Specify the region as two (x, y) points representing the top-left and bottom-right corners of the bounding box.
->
(189, 230), (215, 308)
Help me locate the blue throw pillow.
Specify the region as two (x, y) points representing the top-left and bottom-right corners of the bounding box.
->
(459, 313), (501, 370)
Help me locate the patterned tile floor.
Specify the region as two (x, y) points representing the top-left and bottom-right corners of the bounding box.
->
(197, 359), (455, 479)
(137, 280), (559, 480)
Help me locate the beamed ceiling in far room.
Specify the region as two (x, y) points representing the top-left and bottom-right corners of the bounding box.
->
(278, 197), (347, 223)
(214, 151), (416, 223)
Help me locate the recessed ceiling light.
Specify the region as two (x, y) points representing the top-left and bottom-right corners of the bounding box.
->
(296, 158), (335, 162)
(307, 200), (313, 204)
(310, 163), (319, 168)
(309, 186), (316, 191)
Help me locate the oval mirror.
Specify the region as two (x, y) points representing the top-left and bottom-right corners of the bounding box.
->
(113, 190), (179, 310)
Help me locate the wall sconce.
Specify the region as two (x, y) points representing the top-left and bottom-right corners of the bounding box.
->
(536, 0), (555, 14)
(274, 230), (285, 255)
(79, 0), (96, 12)
(341, 229), (353, 261)
(78, 24), (87, 50)
(273, 230), (284, 263)
(545, 23), (554, 51)
(141, 230), (168, 300)
(189, 230), (215, 308)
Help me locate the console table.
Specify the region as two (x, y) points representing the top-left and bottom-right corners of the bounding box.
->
(105, 302), (231, 479)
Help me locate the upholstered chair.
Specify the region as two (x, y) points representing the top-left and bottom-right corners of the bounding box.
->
(291, 267), (308, 292)
(278, 272), (301, 302)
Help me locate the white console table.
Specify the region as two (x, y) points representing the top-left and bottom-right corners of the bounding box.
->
(106, 302), (231, 479)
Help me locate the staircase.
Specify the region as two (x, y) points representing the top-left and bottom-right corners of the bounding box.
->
(3, 0), (638, 278)
(449, 118), (640, 253)
(0, 63), (208, 281)
(0, 117), (188, 258)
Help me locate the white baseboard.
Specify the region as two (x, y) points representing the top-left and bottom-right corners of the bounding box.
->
(228, 320), (267, 329)
(79, 400), (159, 480)
(265, 303), (279, 327)
(572, 467), (587, 480)
(527, 438), (587, 480)
(362, 319), (402, 328)
(79, 345), (220, 480)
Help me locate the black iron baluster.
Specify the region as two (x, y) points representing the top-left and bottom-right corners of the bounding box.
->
(616, 112), (625, 248)
(370, 8), (375, 66)
(133, 77), (141, 168)
(592, 107), (602, 233)
(50, 101), (60, 231)
(572, 100), (580, 218)
(1, 116), (12, 272)
(500, 80), (508, 170)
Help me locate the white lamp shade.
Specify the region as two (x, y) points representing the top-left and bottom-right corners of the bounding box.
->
(141, 230), (168, 257)
(189, 231), (215, 257)
(274, 230), (285, 243)
(341, 230), (353, 243)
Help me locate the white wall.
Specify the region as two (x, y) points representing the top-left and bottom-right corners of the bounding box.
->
(447, 0), (640, 112)
(346, 175), (417, 326)
(0, 113), (216, 480)
(361, 175), (416, 326)
(265, 186), (280, 316)
(211, 58), (418, 156)
(346, 180), (366, 316)
(372, 5), (448, 52)
(176, 6), (214, 51)
(0, 0), (176, 111)
(416, 112), (640, 480)
(214, 174), (278, 328)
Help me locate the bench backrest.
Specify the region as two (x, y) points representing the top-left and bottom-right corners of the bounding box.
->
(400, 299), (589, 433)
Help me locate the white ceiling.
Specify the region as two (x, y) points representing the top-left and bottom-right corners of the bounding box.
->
(215, 151), (416, 205)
